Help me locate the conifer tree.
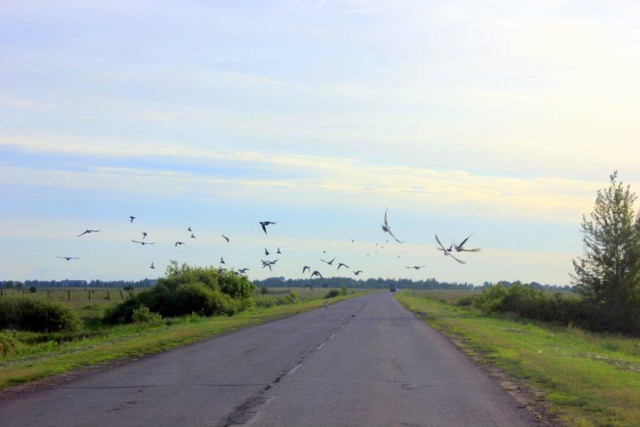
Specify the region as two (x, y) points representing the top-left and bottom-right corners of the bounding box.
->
(572, 171), (640, 333)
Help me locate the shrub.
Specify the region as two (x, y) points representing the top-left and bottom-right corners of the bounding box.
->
(325, 289), (340, 298)
(29, 286), (37, 293)
(0, 298), (83, 332)
(0, 331), (17, 356)
(103, 261), (255, 324)
(131, 306), (163, 325)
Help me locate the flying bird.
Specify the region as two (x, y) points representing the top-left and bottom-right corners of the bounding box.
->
(381, 209), (404, 243)
(435, 235), (466, 264)
(141, 231), (148, 240)
(220, 257), (225, 264)
(190, 233), (196, 239)
(311, 270), (323, 279)
(129, 216), (135, 223)
(337, 263), (350, 271)
(57, 256), (78, 261)
(353, 270), (363, 276)
(175, 241), (185, 247)
(265, 248), (270, 256)
(454, 233), (481, 252)
(77, 229), (100, 237)
(238, 268), (250, 274)
(150, 262), (155, 269)
(188, 226), (192, 232)
(277, 248), (281, 254)
(132, 240), (155, 245)
(222, 235), (230, 243)
(321, 257), (336, 265)
(302, 266), (311, 274)
(259, 221), (276, 236)
(406, 265), (426, 270)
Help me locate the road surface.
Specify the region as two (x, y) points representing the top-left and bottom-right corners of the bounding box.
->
(0, 293), (538, 426)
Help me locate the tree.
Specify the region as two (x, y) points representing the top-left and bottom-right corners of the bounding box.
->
(572, 171), (640, 333)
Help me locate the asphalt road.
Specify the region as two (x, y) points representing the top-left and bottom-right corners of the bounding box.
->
(0, 293), (538, 426)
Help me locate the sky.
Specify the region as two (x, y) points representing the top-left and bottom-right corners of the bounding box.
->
(2, 0), (640, 286)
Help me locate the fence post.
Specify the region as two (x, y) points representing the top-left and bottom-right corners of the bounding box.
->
(88, 290), (91, 301)
(119, 290), (124, 300)
(107, 290), (110, 300)
(68, 290), (71, 301)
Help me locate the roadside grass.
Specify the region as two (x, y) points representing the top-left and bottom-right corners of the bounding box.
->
(395, 290), (640, 427)
(0, 289), (371, 391)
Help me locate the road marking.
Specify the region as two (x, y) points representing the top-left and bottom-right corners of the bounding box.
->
(317, 343), (325, 350)
(288, 363), (302, 375)
(328, 334), (335, 340)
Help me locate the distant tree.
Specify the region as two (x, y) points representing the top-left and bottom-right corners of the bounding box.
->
(572, 171), (640, 334)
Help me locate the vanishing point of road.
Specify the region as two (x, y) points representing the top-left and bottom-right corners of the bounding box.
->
(0, 293), (538, 426)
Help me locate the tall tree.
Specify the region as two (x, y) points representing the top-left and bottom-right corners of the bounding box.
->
(572, 171), (640, 333)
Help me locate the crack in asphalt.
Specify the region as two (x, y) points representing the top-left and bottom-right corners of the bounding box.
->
(60, 384), (268, 389)
(223, 296), (377, 426)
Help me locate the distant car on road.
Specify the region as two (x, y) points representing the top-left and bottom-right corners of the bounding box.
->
(390, 284), (397, 292)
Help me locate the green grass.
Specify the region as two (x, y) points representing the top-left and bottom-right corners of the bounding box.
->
(395, 290), (640, 426)
(0, 288), (371, 391)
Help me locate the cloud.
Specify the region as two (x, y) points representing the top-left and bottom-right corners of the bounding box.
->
(0, 137), (605, 224)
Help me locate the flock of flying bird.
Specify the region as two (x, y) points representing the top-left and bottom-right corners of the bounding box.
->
(57, 210), (481, 280)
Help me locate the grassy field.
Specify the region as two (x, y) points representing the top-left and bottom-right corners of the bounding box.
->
(0, 287), (372, 391)
(395, 290), (640, 427)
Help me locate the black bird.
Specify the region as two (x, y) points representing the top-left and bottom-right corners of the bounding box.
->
(277, 248), (281, 254)
(188, 226), (192, 232)
(265, 248), (270, 256)
(406, 265), (426, 270)
(150, 262), (155, 269)
(129, 216), (135, 223)
(381, 209), (404, 243)
(321, 257), (336, 265)
(435, 235), (466, 264)
(77, 229), (100, 237)
(311, 270), (323, 279)
(190, 233), (196, 239)
(454, 233), (481, 252)
(353, 270), (363, 276)
(175, 241), (185, 247)
(132, 240), (155, 245)
(238, 268), (250, 274)
(220, 257), (225, 264)
(259, 221), (276, 236)
(337, 262), (349, 271)
(57, 256), (78, 261)
(302, 266), (311, 274)
(222, 235), (230, 243)
(141, 231), (148, 240)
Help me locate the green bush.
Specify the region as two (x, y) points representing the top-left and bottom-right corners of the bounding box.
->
(131, 306), (163, 324)
(325, 289), (340, 298)
(0, 331), (18, 356)
(472, 283), (589, 327)
(0, 298), (83, 332)
(104, 261), (256, 324)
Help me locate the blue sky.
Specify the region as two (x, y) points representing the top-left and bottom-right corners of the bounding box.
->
(2, 0), (640, 285)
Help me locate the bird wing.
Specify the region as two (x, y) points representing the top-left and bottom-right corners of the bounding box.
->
(384, 208), (389, 228)
(449, 252), (467, 264)
(386, 227), (404, 243)
(435, 234), (447, 251)
(303, 266), (310, 273)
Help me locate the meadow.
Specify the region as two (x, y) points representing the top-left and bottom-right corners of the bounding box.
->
(395, 289), (640, 427)
(0, 286), (368, 391)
